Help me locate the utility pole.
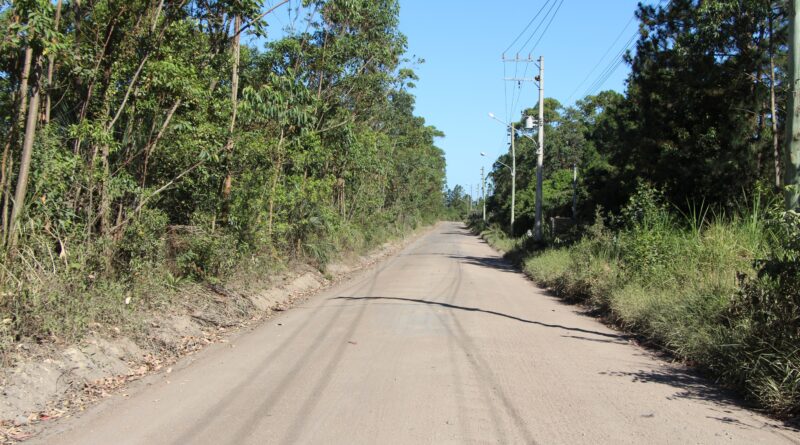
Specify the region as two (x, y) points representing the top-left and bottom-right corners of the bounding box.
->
(787, 0), (800, 209)
(510, 122), (516, 235)
(481, 166), (486, 222)
(535, 56), (544, 241)
(503, 56), (544, 238)
(501, 55), (539, 236)
(469, 184), (473, 212)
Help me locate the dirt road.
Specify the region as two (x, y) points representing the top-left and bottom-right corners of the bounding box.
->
(35, 222), (799, 444)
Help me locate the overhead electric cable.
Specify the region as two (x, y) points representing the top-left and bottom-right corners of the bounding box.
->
(502, 0), (554, 56)
(515, 0), (560, 56)
(569, 0), (671, 103)
(504, 0), (563, 121)
(566, 14), (636, 102)
(523, 0), (565, 55)
(582, 32), (637, 98)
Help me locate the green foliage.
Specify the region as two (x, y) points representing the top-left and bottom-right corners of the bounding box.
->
(443, 184), (473, 220)
(485, 1), (788, 234)
(725, 211), (800, 414)
(0, 0), (447, 356)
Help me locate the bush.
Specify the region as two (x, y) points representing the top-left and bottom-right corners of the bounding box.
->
(722, 211), (800, 415)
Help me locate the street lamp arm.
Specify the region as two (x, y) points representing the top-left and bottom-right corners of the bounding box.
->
(519, 132), (539, 148)
(488, 113), (540, 148)
(495, 160), (513, 172)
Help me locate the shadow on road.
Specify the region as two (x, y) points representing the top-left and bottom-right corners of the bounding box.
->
(560, 334), (630, 345)
(599, 368), (773, 421)
(599, 368), (800, 433)
(331, 296), (624, 339)
(448, 254), (518, 273)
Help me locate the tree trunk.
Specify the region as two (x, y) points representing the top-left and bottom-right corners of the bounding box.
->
(771, 55), (781, 188)
(770, 11), (782, 188)
(222, 15), (241, 204)
(268, 131), (285, 237)
(99, 141), (111, 235)
(44, 0), (63, 125)
(1, 48), (33, 241)
(16, 48), (33, 128)
(142, 98), (181, 187)
(8, 55), (43, 251)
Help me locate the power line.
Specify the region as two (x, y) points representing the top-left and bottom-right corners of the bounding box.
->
(569, 0), (671, 103)
(509, 0), (559, 117)
(566, 14), (636, 102)
(586, 57), (627, 97)
(504, 0), (563, 121)
(523, 0), (564, 55)
(502, 0), (554, 57)
(514, 0), (559, 56)
(503, 60), (509, 122)
(509, 0), (563, 117)
(582, 32), (637, 98)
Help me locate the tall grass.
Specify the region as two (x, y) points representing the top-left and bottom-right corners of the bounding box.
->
(505, 186), (799, 416)
(0, 207), (434, 361)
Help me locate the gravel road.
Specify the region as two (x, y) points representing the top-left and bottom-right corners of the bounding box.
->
(34, 222), (800, 444)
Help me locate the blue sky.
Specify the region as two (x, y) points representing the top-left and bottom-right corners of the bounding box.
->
(396, 0), (655, 196)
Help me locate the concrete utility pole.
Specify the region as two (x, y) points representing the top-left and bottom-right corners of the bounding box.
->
(535, 56), (544, 241)
(481, 166), (486, 222)
(487, 115), (527, 235)
(511, 122), (516, 235)
(787, 0), (800, 209)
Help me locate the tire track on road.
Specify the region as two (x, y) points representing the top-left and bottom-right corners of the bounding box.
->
(242, 230), (439, 443)
(172, 237), (416, 445)
(439, 227), (538, 444)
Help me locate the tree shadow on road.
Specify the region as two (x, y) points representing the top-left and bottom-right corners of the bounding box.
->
(448, 254), (518, 273)
(600, 368), (800, 432)
(331, 295), (625, 340)
(560, 334), (630, 345)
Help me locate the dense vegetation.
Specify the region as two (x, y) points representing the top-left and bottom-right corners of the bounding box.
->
(0, 0), (447, 354)
(480, 0), (800, 416)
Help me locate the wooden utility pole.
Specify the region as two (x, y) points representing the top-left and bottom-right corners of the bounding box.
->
(786, 0), (800, 209)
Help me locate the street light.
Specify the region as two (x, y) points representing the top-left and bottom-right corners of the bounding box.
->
(488, 112), (543, 240)
(487, 113), (517, 235)
(482, 152), (511, 172)
(479, 153), (487, 222)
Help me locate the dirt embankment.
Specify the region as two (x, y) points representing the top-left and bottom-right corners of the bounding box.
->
(0, 226), (433, 442)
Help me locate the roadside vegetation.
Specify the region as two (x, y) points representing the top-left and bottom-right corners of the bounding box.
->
(478, 0), (800, 417)
(0, 1), (448, 359)
(478, 186), (800, 416)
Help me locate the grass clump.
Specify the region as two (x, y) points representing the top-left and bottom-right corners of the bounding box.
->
(490, 184), (799, 417)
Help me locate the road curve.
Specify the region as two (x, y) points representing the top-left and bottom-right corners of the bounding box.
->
(35, 222), (799, 444)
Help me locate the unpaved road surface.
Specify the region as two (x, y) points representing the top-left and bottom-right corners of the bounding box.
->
(34, 222), (799, 444)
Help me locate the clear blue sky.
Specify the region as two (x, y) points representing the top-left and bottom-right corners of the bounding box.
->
(396, 0), (656, 196)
